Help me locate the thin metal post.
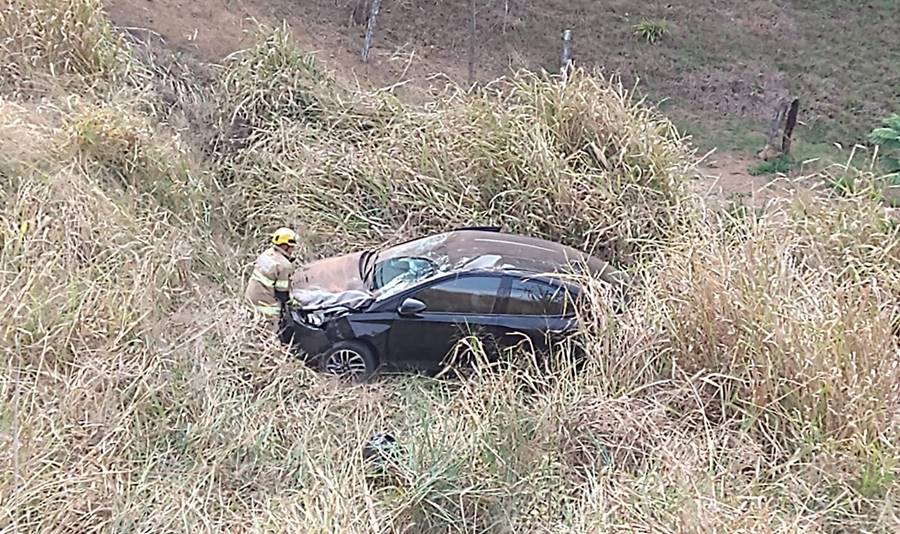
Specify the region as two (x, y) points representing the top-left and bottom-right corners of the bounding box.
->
(468, 0), (477, 86)
(560, 29), (573, 83)
(361, 0), (383, 63)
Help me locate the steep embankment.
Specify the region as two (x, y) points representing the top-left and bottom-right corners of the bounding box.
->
(2, 1), (898, 532)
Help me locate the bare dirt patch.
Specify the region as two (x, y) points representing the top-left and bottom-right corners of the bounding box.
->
(104, 0), (254, 60)
(693, 153), (820, 209)
(679, 62), (790, 121)
(724, 0), (799, 37)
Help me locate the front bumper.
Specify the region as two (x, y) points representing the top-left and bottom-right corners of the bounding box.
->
(289, 321), (333, 357)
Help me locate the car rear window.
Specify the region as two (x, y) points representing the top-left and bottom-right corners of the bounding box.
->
(414, 275), (501, 314)
(504, 278), (573, 316)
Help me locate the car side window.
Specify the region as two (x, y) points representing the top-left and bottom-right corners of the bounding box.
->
(504, 277), (573, 316)
(414, 275), (502, 314)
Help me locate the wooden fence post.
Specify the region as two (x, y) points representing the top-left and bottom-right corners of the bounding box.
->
(360, 0), (383, 63)
(765, 99), (789, 149)
(781, 98), (800, 155)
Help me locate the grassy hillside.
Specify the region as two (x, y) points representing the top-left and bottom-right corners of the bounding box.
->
(2, 1), (899, 532)
(104, 0), (900, 161)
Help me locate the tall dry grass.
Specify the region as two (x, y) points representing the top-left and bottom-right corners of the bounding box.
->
(1, 3), (898, 533)
(0, 0), (132, 89)
(220, 62), (695, 264)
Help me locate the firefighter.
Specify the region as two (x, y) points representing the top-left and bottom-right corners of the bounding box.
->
(244, 227), (299, 330)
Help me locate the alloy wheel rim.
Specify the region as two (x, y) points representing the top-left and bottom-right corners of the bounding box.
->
(325, 349), (368, 377)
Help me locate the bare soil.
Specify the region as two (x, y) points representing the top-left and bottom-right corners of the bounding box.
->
(694, 155), (812, 209)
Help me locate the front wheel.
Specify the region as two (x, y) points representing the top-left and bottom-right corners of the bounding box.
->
(319, 340), (378, 381)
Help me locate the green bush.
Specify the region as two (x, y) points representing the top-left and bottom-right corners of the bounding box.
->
(869, 113), (900, 174)
(633, 18), (669, 44)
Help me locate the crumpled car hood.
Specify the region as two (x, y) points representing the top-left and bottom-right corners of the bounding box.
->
(289, 251), (374, 318)
(290, 288), (375, 326)
(291, 251), (367, 292)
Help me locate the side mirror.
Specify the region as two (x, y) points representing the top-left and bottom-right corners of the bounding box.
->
(398, 298), (427, 316)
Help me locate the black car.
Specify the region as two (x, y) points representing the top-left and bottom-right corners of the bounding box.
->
(283, 229), (625, 379)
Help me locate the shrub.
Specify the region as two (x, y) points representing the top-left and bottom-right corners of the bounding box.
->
(633, 18), (669, 44)
(869, 113), (900, 174)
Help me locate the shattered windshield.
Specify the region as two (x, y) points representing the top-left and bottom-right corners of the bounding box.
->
(371, 256), (438, 291)
(359, 233), (454, 289)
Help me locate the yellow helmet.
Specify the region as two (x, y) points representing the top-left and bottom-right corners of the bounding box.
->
(271, 227), (298, 247)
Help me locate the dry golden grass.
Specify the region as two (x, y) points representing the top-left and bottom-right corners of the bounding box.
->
(0, 0), (131, 90)
(1, 4), (898, 533)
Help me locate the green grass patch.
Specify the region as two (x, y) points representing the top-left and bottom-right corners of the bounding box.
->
(671, 114), (766, 156)
(633, 19), (669, 44)
(748, 154), (793, 176)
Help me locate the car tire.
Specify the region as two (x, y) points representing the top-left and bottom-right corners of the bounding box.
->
(319, 341), (378, 381)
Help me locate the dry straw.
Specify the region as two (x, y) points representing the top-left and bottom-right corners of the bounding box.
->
(1, 4), (898, 533)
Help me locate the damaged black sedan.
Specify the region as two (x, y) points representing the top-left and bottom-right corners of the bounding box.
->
(283, 229), (624, 379)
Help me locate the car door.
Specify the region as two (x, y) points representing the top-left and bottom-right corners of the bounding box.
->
(491, 275), (578, 352)
(386, 273), (507, 372)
